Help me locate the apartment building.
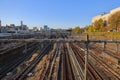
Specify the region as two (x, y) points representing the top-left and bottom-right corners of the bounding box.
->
(92, 7), (120, 25)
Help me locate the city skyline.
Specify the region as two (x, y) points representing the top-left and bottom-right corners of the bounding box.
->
(0, 0), (120, 29)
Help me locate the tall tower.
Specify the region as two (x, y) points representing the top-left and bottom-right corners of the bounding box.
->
(0, 20), (1, 27)
(21, 21), (23, 30)
(0, 20), (1, 33)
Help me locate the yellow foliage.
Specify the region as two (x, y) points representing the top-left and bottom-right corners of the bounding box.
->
(72, 26), (80, 34)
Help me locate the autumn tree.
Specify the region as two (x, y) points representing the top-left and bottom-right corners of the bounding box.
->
(108, 11), (120, 31)
(72, 26), (81, 34)
(82, 26), (88, 33)
(88, 25), (94, 32)
(93, 19), (104, 32)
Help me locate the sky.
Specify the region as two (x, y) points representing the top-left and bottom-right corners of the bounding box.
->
(0, 0), (120, 29)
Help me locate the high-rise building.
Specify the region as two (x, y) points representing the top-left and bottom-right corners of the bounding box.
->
(21, 21), (23, 30)
(0, 20), (1, 32)
(21, 21), (23, 26)
(0, 20), (1, 27)
(44, 25), (49, 31)
(33, 27), (38, 31)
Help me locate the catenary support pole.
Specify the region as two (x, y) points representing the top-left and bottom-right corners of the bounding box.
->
(103, 42), (107, 51)
(84, 34), (89, 80)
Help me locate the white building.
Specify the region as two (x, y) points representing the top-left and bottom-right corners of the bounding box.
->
(0, 21), (28, 33)
(92, 7), (120, 25)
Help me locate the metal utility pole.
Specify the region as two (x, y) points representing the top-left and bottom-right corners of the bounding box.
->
(84, 34), (89, 80)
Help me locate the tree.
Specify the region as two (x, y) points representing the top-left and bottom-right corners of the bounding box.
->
(108, 11), (120, 31)
(72, 26), (81, 34)
(88, 25), (94, 32)
(93, 19), (104, 32)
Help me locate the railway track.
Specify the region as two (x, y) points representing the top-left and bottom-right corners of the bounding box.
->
(35, 43), (63, 80)
(62, 43), (74, 80)
(91, 43), (120, 59)
(0, 42), (36, 65)
(27, 43), (75, 80)
(0, 43), (40, 79)
(70, 43), (103, 80)
(36, 43), (57, 80)
(67, 43), (83, 80)
(86, 43), (120, 79)
(75, 44), (103, 80)
(1, 41), (119, 80)
(76, 43), (120, 80)
(89, 49), (120, 79)
(0, 43), (22, 54)
(10, 43), (52, 80)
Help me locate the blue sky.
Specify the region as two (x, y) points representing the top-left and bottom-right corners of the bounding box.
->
(0, 0), (120, 29)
